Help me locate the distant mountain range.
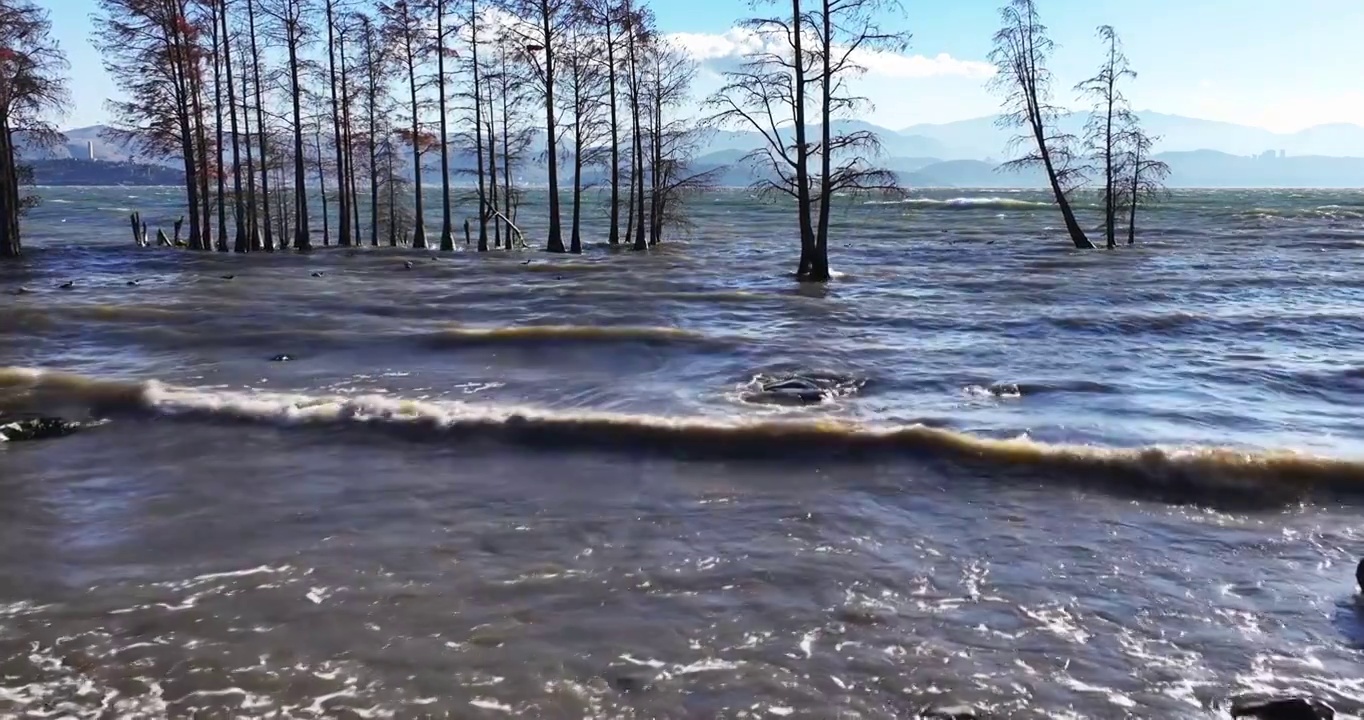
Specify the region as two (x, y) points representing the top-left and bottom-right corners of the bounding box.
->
(19, 113), (1364, 188)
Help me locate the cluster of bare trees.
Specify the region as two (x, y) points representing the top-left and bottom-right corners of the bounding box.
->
(0, 0), (69, 258)
(990, 0), (1168, 250)
(89, 0), (713, 256)
(707, 0), (911, 282)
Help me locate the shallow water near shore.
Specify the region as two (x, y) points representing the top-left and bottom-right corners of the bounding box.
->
(2, 186), (1364, 717)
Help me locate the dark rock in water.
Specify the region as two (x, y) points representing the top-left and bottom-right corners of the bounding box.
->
(1356, 558), (1363, 593)
(760, 377), (826, 404)
(126, 279), (141, 286)
(603, 668), (655, 694)
(403, 261), (414, 270)
(311, 271), (325, 277)
(220, 275), (235, 280)
(270, 354), (294, 362)
(742, 370), (867, 407)
(920, 705), (978, 719)
(0, 417), (82, 443)
(1230, 696), (1335, 719)
(58, 281), (75, 289)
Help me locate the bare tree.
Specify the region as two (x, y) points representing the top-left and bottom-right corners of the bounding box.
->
(217, 0), (249, 253)
(640, 39), (716, 246)
(355, 11), (392, 247)
(431, 0), (458, 251)
(0, 0), (68, 258)
(259, 0), (315, 251)
(1119, 120), (1168, 245)
(459, 0), (490, 250)
(323, 0), (352, 246)
(621, 1), (651, 251)
(583, 0), (622, 246)
(989, 0), (1094, 249)
(245, 0), (275, 250)
(1076, 25), (1134, 249)
(510, 0), (571, 253)
(206, 0), (229, 251)
(560, 14), (606, 254)
(708, 0), (905, 280)
(382, 0), (430, 248)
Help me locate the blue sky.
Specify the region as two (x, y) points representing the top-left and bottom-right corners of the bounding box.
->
(40, 0), (1364, 132)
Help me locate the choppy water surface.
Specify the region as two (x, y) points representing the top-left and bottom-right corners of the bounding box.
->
(2, 187), (1364, 718)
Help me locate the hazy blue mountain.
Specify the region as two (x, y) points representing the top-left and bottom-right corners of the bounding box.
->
(899, 113), (1364, 160)
(902, 151), (1364, 189)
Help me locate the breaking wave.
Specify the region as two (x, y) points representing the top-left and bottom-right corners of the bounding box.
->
(2, 367), (1363, 508)
(1240, 205), (1364, 221)
(419, 324), (729, 348)
(867, 197), (1053, 211)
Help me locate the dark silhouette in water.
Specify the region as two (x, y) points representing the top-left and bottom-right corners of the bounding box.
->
(0, 416), (81, 442)
(920, 704), (977, 719)
(1356, 558), (1363, 594)
(1230, 696), (1335, 719)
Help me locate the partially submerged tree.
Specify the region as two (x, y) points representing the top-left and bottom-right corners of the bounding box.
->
(382, 0), (429, 248)
(1076, 25), (1134, 249)
(583, 0), (623, 247)
(708, 0), (907, 280)
(458, 0), (490, 250)
(559, 18), (606, 254)
(510, 0), (571, 253)
(259, 0), (315, 251)
(1119, 120), (1168, 245)
(323, 0), (352, 247)
(640, 39), (717, 246)
(0, 0), (69, 258)
(431, 0), (457, 251)
(989, 0), (1094, 249)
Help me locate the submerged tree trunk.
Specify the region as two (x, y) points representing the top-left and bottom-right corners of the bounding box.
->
(246, 0), (274, 252)
(288, 37), (311, 251)
(405, 29), (427, 249)
(223, 1), (248, 254)
(325, 0), (351, 247)
(469, 3), (488, 252)
(789, 0), (816, 278)
(604, 13), (620, 247)
(315, 129), (330, 246)
(211, 4), (229, 253)
(0, 118), (19, 258)
(435, 0), (454, 251)
(239, 58), (262, 252)
(539, 3), (564, 253)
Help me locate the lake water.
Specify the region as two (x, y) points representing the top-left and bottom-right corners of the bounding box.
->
(1, 186), (1363, 718)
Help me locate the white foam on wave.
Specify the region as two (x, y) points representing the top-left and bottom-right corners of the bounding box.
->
(866, 197), (1052, 210)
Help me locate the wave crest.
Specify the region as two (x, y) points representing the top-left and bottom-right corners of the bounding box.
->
(2, 367), (1361, 508)
(867, 197), (1053, 210)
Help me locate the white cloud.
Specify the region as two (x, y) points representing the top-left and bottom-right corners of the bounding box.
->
(667, 28), (994, 80)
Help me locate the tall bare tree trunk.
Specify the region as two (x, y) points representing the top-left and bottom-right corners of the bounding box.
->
(222, 1), (249, 254)
(539, 0), (564, 253)
(789, 0), (815, 278)
(211, 3), (229, 253)
(604, 11), (620, 246)
(324, 0), (350, 247)
(246, 0), (275, 251)
(435, 0), (454, 251)
(288, 34), (311, 251)
(470, 3), (489, 252)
